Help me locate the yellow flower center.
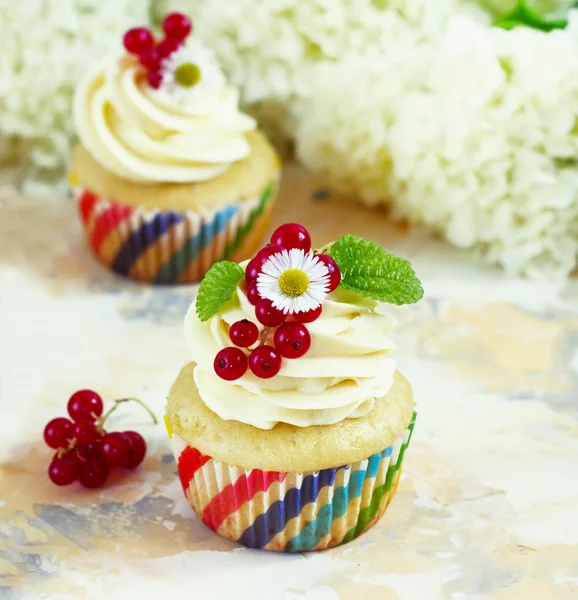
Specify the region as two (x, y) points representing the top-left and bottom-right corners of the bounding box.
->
(175, 62), (201, 87)
(278, 269), (309, 297)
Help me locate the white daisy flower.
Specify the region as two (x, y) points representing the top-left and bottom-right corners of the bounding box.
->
(159, 38), (226, 103)
(257, 249), (331, 314)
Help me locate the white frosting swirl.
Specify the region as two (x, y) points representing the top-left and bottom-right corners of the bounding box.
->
(185, 286), (397, 430)
(73, 39), (256, 184)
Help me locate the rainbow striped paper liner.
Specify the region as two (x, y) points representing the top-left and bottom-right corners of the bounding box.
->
(71, 176), (279, 284)
(168, 413), (416, 552)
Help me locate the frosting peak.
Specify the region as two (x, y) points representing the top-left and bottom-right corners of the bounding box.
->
(73, 38), (256, 184)
(185, 284), (397, 430)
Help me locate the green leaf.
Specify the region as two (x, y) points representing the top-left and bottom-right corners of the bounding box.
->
(328, 234), (424, 305)
(494, 1), (569, 31)
(195, 261), (244, 322)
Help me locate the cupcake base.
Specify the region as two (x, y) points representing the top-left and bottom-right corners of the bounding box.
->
(168, 413), (416, 552)
(72, 177), (278, 284)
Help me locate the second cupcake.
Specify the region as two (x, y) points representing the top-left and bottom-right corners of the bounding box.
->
(70, 13), (280, 284)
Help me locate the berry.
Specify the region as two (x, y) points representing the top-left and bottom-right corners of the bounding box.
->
(255, 298), (285, 327)
(162, 13), (192, 40)
(246, 280), (260, 306)
(295, 305), (322, 323)
(79, 459), (109, 489)
(249, 346), (282, 379)
(43, 417), (74, 449)
(214, 347), (248, 381)
(76, 440), (102, 462)
(123, 28), (154, 55)
(67, 389), (103, 421)
(274, 322), (311, 359)
(245, 245), (284, 284)
(48, 453), (81, 486)
(101, 432), (130, 467)
(73, 418), (100, 444)
(147, 71), (163, 89)
(139, 48), (162, 71)
(123, 431), (147, 469)
(315, 254), (341, 292)
(270, 223), (311, 252)
(157, 37), (181, 58)
(229, 319), (259, 347)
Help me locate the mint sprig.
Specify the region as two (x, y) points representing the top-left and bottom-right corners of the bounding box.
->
(328, 234), (423, 305)
(196, 261), (244, 322)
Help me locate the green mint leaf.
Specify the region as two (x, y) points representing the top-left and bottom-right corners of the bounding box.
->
(196, 261), (244, 322)
(328, 234), (423, 305)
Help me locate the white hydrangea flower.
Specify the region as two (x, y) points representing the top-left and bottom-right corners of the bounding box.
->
(0, 0), (152, 194)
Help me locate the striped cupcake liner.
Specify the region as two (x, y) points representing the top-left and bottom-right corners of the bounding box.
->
(72, 177), (279, 284)
(167, 413), (416, 552)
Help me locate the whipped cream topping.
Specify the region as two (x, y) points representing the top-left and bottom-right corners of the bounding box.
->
(73, 39), (255, 184)
(185, 284), (397, 430)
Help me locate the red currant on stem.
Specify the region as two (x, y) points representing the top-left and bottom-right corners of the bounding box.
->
(163, 13), (192, 40)
(139, 48), (162, 71)
(246, 280), (260, 306)
(123, 431), (147, 469)
(295, 305), (322, 323)
(274, 322), (311, 359)
(249, 346), (282, 379)
(229, 319), (259, 347)
(147, 71), (163, 89)
(43, 417), (74, 449)
(67, 389), (103, 421)
(48, 452), (81, 486)
(157, 37), (181, 58)
(101, 432), (130, 467)
(270, 223), (311, 252)
(315, 254), (341, 292)
(214, 347), (248, 381)
(79, 459), (109, 489)
(73, 418), (100, 444)
(255, 298), (285, 327)
(245, 245), (284, 284)
(123, 28), (154, 54)
(76, 440), (102, 461)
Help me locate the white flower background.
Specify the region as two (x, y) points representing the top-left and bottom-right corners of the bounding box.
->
(2, 0), (578, 278)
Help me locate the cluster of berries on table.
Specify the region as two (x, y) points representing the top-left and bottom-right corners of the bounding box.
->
(123, 13), (192, 89)
(213, 223), (341, 381)
(43, 390), (157, 489)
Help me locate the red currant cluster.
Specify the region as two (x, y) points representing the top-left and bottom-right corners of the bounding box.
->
(123, 13), (192, 89)
(43, 390), (156, 489)
(213, 223), (341, 381)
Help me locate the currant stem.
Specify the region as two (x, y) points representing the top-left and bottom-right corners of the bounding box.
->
(316, 241), (335, 255)
(98, 398), (158, 430)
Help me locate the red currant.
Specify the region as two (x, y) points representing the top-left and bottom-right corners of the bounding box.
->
(123, 431), (147, 469)
(101, 432), (130, 467)
(67, 389), (103, 421)
(43, 417), (74, 449)
(249, 346), (282, 379)
(274, 322), (311, 359)
(255, 298), (285, 327)
(229, 319), (259, 347)
(48, 453), (81, 486)
(123, 28), (154, 54)
(246, 280), (260, 305)
(270, 223), (311, 252)
(315, 254), (341, 292)
(157, 37), (181, 58)
(73, 418), (100, 444)
(79, 459), (109, 489)
(162, 13), (192, 40)
(139, 48), (162, 71)
(76, 440), (102, 462)
(214, 347), (248, 380)
(295, 305), (322, 323)
(147, 71), (163, 89)
(245, 245), (283, 284)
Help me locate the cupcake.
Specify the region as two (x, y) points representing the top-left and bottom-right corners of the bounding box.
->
(70, 13), (280, 284)
(166, 223), (424, 551)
